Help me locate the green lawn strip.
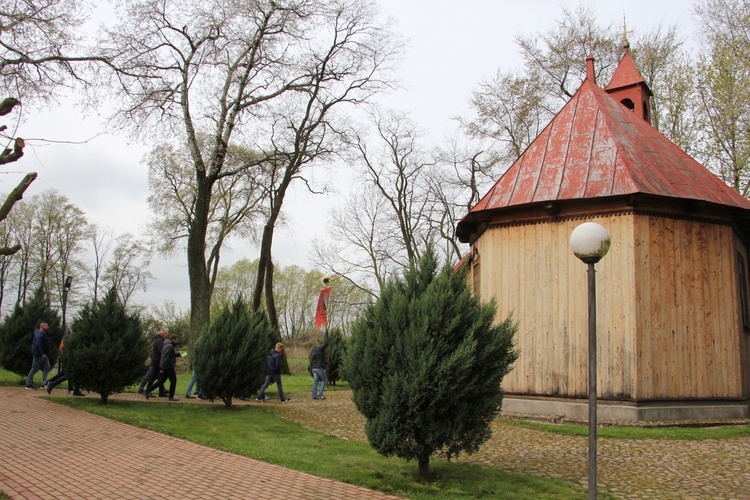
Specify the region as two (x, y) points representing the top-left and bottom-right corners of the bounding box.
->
(507, 418), (750, 440)
(3, 366), (748, 441)
(0, 368), (25, 387)
(51, 397), (582, 499)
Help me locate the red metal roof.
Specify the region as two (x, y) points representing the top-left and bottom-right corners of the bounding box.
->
(604, 51), (652, 95)
(459, 71), (750, 232)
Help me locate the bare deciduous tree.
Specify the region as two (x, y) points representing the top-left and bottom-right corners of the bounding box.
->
(100, 0), (400, 338)
(0, 189), (89, 313)
(313, 188), (394, 297)
(1, 0), (107, 258)
(695, 0), (750, 66)
(30, 189), (88, 310)
(147, 140), (268, 306)
(466, 5), (694, 167)
(103, 233), (154, 308)
(1, 0), (96, 100)
(515, 5), (620, 103)
(692, 0), (750, 196)
(314, 109), (439, 296)
(87, 224), (114, 303)
(461, 70), (550, 170)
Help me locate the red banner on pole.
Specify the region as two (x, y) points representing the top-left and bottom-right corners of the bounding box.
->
(315, 286), (332, 329)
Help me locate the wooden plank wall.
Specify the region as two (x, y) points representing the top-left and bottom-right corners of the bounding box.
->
(633, 215), (743, 399)
(476, 214), (636, 399)
(476, 212), (747, 401)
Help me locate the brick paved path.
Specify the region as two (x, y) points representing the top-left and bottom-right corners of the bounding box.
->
(0, 387), (399, 499)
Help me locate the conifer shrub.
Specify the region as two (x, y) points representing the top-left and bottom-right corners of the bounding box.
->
(64, 288), (147, 404)
(0, 287), (63, 378)
(327, 328), (347, 385)
(344, 247), (518, 482)
(194, 298), (277, 408)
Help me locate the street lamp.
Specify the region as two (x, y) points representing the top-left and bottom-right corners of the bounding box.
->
(62, 275), (73, 331)
(570, 222), (610, 500)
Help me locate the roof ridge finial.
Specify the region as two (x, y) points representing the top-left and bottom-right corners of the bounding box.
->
(586, 53), (596, 83)
(622, 15), (631, 55)
(585, 28), (596, 83)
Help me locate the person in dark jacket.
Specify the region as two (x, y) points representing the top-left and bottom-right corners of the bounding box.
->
(310, 333), (329, 400)
(138, 329), (167, 396)
(45, 328), (85, 396)
(256, 343), (290, 403)
(25, 322), (51, 390)
(144, 334), (180, 401)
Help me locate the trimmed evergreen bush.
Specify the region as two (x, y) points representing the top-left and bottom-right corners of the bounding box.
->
(327, 328), (346, 385)
(195, 298), (277, 408)
(344, 246), (518, 482)
(0, 287), (62, 378)
(64, 288), (147, 403)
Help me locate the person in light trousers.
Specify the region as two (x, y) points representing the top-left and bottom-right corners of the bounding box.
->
(310, 333), (329, 400)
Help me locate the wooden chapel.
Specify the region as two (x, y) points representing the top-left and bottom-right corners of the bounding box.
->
(456, 44), (750, 421)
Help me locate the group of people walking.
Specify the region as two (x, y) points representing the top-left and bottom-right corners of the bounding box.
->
(138, 328), (204, 401)
(25, 320), (332, 404)
(255, 332), (330, 403)
(139, 329), (183, 401)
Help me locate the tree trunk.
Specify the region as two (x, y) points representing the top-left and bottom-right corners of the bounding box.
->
(263, 257), (289, 374)
(252, 165), (295, 322)
(251, 223), (273, 312)
(418, 456), (430, 483)
(264, 259), (278, 329)
(100, 392), (109, 404)
(187, 178), (214, 351)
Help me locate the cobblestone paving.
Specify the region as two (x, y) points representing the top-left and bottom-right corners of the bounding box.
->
(277, 391), (750, 499)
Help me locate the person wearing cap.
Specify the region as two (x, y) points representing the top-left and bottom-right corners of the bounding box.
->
(310, 333), (329, 400)
(256, 343), (290, 403)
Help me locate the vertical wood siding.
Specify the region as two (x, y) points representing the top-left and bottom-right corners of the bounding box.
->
(634, 215), (743, 399)
(476, 213), (747, 401)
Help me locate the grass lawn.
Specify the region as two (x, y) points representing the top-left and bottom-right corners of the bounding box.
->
(52, 393), (584, 499)
(0, 368), (23, 387)
(508, 418), (750, 440)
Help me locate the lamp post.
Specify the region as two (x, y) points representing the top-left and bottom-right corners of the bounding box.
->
(62, 275), (73, 331)
(570, 222), (610, 500)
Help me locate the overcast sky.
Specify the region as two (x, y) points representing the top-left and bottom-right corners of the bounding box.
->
(12, 0), (697, 312)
